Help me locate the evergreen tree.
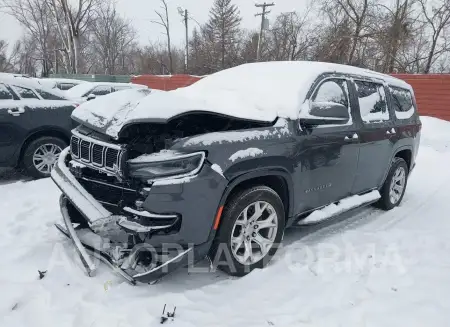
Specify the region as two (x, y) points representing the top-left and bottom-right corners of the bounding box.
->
(205, 0), (242, 70)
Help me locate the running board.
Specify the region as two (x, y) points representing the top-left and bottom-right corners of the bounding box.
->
(297, 190), (381, 226)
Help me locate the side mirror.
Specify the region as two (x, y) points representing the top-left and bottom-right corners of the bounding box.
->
(300, 101), (349, 126)
(86, 93), (96, 101)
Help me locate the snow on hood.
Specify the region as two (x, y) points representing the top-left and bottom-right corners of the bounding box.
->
(71, 62), (412, 139)
(71, 88), (153, 135)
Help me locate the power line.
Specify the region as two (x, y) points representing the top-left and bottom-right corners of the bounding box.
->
(255, 2), (275, 61)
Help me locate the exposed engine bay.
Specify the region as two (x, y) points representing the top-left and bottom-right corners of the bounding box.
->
(117, 112), (272, 159)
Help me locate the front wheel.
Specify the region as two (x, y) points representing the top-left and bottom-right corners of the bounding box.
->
(375, 157), (409, 210)
(22, 136), (67, 178)
(210, 186), (285, 277)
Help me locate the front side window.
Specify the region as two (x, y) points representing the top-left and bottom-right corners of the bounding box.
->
(89, 85), (112, 96)
(305, 78), (351, 125)
(12, 85), (39, 99)
(390, 86), (415, 119)
(35, 89), (66, 100)
(354, 80), (389, 123)
(0, 84), (14, 100)
(313, 79), (349, 107)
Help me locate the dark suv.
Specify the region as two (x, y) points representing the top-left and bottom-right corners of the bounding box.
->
(0, 76), (78, 178)
(51, 62), (421, 284)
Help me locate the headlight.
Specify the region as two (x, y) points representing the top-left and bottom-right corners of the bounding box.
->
(128, 151), (205, 181)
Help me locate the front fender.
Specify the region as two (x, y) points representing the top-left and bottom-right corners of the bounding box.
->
(218, 167), (295, 217)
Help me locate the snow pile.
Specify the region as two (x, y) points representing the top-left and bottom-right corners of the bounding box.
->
(229, 148), (264, 162)
(3, 117), (450, 326)
(419, 116), (450, 151)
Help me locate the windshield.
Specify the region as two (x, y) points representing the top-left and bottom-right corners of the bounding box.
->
(66, 83), (94, 98)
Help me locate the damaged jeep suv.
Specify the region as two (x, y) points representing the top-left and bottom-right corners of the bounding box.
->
(51, 62), (421, 284)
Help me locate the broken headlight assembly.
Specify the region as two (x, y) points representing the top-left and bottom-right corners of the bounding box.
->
(128, 151), (206, 181)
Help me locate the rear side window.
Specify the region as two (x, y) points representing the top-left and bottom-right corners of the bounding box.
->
(389, 86), (415, 119)
(354, 80), (389, 123)
(0, 84), (13, 100)
(35, 89), (65, 100)
(12, 85), (39, 99)
(89, 85), (112, 96)
(58, 83), (76, 90)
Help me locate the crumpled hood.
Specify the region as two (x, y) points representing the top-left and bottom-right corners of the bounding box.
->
(71, 88), (155, 138)
(71, 85), (279, 139)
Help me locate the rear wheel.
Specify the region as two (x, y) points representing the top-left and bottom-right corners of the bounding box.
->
(210, 186), (285, 276)
(376, 157), (408, 210)
(22, 136), (67, 178)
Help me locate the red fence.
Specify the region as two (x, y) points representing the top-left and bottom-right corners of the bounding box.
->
(392, 74), (450, 121)
(131, 74), (203, 91)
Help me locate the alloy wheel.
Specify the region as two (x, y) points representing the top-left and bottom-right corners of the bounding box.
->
(32, 143), (62, 174)
(389, 166), (406, 204)
(230, 201), (278, 265)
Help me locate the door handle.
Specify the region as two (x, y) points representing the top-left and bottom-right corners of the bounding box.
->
(7, 107), (25, 116)
(345, 133), (359, 141)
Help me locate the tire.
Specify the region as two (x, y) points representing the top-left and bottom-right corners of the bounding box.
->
(210, 185), (285, 277)
(22, 136), (67, 179)
(375, 157), (409, 210)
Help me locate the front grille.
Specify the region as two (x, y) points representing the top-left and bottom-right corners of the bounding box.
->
(92, 144), (103, 165)
(105, 148), (119, 169)
(71, 135), (124, 171)
(80, 140), (90, 161)
(71, 138), (79, 157)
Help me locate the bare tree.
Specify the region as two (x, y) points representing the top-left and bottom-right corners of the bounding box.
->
(47, 0), (99, 73)
(90, 2), (136, 74)
(372, 0), (416, 73)
(0, 40), (14, 72)
(324, 0), (371, 64)
(1, 0), (55, 75)
(418, 0), (450, 73)
(266, 7), (315, 61)
(150, 0), (173, 74)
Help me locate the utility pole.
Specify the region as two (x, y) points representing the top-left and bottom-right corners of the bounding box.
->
(255, 2), (275, 61)
(178, 7), (189, 73)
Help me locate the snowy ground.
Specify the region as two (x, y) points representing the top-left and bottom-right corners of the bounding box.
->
(1, 117), (450, 327)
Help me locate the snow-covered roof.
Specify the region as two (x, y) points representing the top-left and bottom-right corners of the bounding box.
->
(43, 78), (86, 84)
(71, 61), (413, 138)
(0, 75), (43, 89)
(0, 75), (70, 99)
(66, 81), (147, 98)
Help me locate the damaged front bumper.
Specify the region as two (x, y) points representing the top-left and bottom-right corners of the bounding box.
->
(51, 148), (196, 284)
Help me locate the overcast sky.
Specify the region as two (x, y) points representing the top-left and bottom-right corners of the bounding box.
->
(0, 0), (308, 51)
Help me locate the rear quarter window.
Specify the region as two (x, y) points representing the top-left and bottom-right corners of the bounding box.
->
(58, 83), (76, 90)
(389, 86), (415, 119)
